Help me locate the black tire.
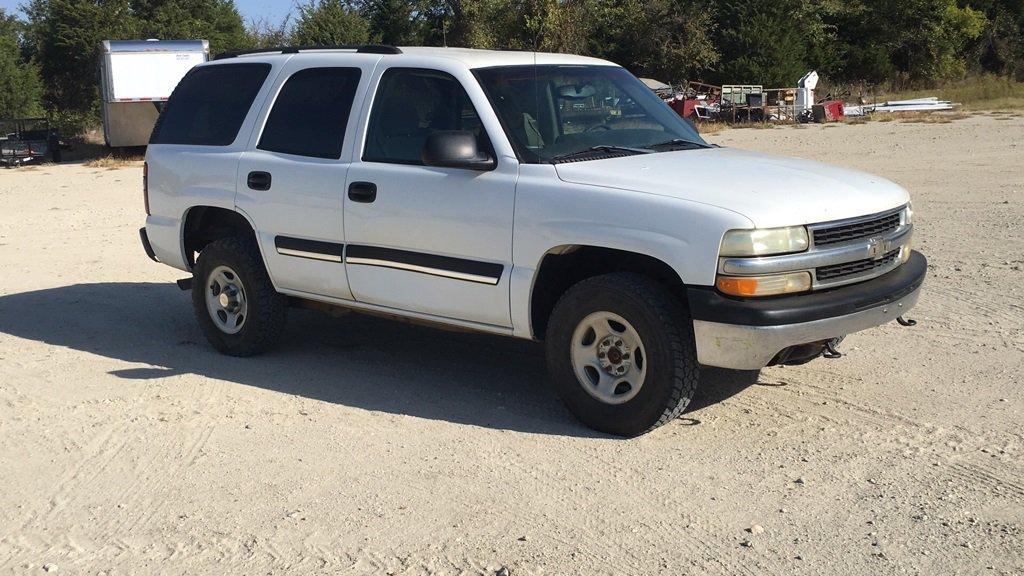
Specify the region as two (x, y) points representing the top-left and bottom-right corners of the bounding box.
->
(545, 273), (699, 437)
(191, 236), (286, 357)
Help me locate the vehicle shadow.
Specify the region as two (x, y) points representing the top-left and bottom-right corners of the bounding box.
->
(0, 282), (761, 437)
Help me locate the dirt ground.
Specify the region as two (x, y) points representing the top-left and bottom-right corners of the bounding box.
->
(1, 114), (1021, 575)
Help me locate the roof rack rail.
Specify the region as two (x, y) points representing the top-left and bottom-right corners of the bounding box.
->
(214, 44), (402, 60)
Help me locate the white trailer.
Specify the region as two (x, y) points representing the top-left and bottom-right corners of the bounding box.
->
(99, 40), (209, 148)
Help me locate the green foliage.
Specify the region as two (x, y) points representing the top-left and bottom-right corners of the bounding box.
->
(969, 1), (1024, 78)
(360, 0), (423, 45)
(0, 10), (44, 118)
(20, 0), (253, 126)
(10, 0), (1024, 135)
(586, 0), (718, 82)
(291, 0), (372, 46)
(22, 0), (138, 115)
(133, 0), (248, 54)
(712, 0), (842, 86)
(245, 15), (292, 49)
(837, 0), (990, 85)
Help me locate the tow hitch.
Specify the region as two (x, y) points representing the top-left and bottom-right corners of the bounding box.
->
(897, 315), (917, 327)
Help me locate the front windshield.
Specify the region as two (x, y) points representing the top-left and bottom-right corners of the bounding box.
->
(474, 65), (707, 163)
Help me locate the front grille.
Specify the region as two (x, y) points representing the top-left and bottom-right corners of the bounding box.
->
(816, 248), (900, 281)
(813, 211), (901, 246)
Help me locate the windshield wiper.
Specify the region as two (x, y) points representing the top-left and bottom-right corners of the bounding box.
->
(550, 145), (653, 163)
(646, 139), (712, 151)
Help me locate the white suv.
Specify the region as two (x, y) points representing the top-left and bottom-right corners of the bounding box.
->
(140, 45), (926, 436)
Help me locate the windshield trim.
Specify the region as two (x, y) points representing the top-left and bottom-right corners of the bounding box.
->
(471, 64), (707, 165)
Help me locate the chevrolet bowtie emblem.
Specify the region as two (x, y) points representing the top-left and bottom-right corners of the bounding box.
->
(866, 236), (888, 259)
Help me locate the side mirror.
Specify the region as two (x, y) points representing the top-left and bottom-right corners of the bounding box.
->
(422, 131), (496, 171)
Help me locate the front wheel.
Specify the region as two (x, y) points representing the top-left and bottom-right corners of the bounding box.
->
(546, 273), (699, 437)
(191, 236), (286, 356)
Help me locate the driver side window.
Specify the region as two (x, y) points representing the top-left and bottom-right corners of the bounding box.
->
(363, 68), (487, 165)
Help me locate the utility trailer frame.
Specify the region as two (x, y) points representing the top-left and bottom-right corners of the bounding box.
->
(0, 118), (60, 167)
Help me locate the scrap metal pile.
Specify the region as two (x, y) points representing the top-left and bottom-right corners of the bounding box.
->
(646, 71), (957, 125)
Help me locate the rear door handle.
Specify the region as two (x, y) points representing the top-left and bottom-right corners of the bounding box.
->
(348, 181), (377, 203)
(247, 171), (271, 191)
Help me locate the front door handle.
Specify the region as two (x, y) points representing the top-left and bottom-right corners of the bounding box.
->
(247, 171), (272, 191)
(348, 181), (377, 203)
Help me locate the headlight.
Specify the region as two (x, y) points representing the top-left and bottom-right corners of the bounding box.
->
(720, 226), (809, 257)
(904, 202), (913, 225)
(716, 272), (812, 297)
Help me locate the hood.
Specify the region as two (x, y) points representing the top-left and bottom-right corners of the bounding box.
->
(554, 147), (910, 228)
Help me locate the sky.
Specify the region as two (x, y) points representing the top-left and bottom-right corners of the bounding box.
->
(0, 0), (293, 26)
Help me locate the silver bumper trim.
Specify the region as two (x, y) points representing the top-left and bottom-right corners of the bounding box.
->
(692, 285), (922, 370)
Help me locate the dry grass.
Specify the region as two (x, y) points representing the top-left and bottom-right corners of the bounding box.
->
(85, 155), (144, 169)
(883, 76), (1024, 111)
(695, 120), (791, 135)
(984, 109), (1023, 117)
(695, 122), (729, 135)
(890, 111), (973, 124)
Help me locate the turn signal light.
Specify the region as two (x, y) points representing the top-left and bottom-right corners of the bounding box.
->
(716, 272), (812, 297)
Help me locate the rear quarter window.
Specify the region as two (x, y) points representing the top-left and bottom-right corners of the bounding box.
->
(257, 67), (362, 159)
(150, 63), (271, 146)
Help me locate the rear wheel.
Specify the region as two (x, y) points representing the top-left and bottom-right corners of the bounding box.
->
(191, 236), (286, 356)
(546, 273), (699, 436)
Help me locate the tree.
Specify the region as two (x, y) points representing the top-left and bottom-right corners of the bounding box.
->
(483, 0), (589, 52)
(132, 0), (249, 54)
(245, 15), (291, 49)
(564, 0), (717, 84)
(22, 0), (139, 114)
(835, 0), (987, 85)
(0, 10), (44, 118)
(710, 0), (839, 87)
(443, 0), (496, 47)
(360, 0), (422, 45)
(969, 0), (1024, 78)
(291, 0), (373, 45)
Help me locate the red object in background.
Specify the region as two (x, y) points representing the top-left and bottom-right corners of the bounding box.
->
(668, 98), (699, 119)
(822, 100), (845, 121)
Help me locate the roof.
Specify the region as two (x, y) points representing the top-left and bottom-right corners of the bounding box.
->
(225, 46), (616, 69)
(396, 47), (615, 68)
(102, 40), (209, 53)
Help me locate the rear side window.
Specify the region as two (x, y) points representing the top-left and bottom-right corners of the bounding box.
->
(258, 67), (361, 159)
(363, 68), (487, 165)
(150, 63), (270, 146)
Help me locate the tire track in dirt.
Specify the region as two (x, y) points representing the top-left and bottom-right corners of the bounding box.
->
(947, 461), (1024, 501)
(735, 369), (1024, 507)
(0, 418), (131, 570)
(491, 439), (774, 576)
(95, 378), (226, 543)
(2, 378), (225, 570)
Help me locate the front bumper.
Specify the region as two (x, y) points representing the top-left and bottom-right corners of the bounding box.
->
(689, 250), (927, 370)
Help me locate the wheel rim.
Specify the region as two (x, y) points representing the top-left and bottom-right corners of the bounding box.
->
(570, 311), (647, 405)
(205, 265), (248, 335)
